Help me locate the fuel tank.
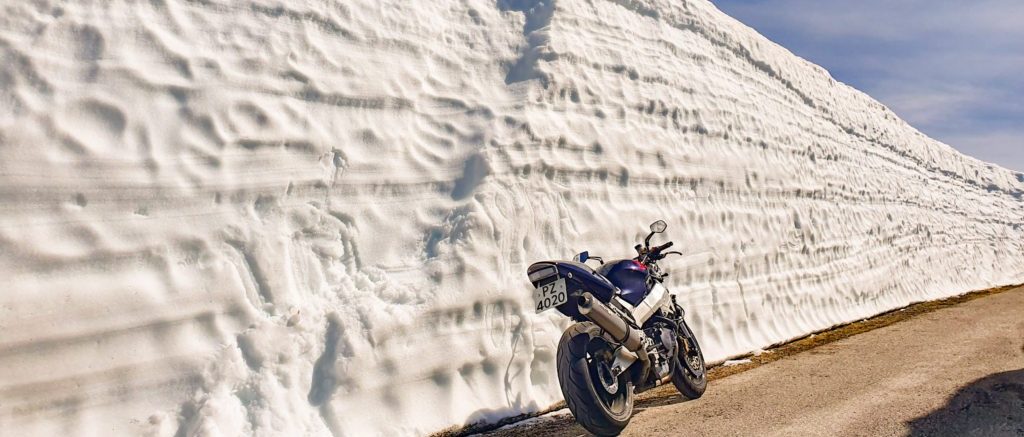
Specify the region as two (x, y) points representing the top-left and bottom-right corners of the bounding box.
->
(597, 259), (652, 306)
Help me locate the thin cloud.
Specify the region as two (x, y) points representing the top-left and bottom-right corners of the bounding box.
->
(712, 0), (1024, 171)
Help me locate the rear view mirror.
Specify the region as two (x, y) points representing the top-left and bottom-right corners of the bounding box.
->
(573, 251), (589, 263)
(650, 220), (667, 233)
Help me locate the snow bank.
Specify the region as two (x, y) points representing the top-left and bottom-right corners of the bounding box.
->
(1, 0), (1022, 435)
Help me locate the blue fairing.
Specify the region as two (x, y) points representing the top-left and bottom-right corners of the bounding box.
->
(597, 259), (651, 306)
(527, 258), (653, 320)
(556, 261), (617, 300)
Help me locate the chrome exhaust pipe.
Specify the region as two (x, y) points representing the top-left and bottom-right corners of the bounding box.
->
(578, 292), (645, 352)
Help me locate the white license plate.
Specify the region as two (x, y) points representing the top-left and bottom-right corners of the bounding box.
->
(534, 278), (568, 313)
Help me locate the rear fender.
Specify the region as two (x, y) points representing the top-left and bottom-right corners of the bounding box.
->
(527, 260), (618, 320)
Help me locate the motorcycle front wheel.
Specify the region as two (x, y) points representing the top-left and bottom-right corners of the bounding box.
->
(556, 322), (634, 437)
(671, 320), (707, 399)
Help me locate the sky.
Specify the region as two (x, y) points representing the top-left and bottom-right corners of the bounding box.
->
(711, 0), (1024, 173)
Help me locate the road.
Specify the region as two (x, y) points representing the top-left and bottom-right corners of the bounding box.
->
(485, 286), (1024, 437)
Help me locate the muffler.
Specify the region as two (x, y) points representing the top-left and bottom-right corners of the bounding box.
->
(578, 292), (645, 352)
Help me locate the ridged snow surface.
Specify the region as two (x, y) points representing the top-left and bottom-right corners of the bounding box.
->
(1, 0), (1022, 435)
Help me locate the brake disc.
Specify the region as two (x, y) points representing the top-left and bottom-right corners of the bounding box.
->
(596, 361), (620, 394)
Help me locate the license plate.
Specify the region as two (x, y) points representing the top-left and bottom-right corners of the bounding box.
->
(534, 278), (568, 313)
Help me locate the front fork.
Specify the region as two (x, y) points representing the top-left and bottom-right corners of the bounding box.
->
(670, 294), (693, 355)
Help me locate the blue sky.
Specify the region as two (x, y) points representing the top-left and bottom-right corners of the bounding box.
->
(711, 0), (1024, 172)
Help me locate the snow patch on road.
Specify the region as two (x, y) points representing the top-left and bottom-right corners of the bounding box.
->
(472, 408), (575, 435)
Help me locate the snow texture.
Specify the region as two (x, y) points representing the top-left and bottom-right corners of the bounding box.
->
(1, 0), (1022, 435)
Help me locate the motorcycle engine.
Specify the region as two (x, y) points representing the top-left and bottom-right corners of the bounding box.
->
(644, 323), (678, 380)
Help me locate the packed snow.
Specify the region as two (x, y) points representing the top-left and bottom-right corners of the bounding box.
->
(1, 0), (1022, 435)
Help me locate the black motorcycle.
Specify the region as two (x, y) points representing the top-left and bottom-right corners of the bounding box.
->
(527, 220), (706, 436)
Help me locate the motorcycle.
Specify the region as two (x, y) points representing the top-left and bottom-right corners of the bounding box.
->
(527, 220), (706, 436)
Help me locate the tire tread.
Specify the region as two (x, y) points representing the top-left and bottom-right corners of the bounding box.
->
(556, 323), (631, 436)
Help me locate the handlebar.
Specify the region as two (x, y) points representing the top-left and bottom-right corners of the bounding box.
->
(636, 241), (676, 264)
(634, 232), (683, 263)
(653, 241), (674, 252)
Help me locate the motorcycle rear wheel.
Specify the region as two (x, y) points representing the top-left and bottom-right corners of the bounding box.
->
(671, 320), (707, 399)
(556, 322), (634, 437)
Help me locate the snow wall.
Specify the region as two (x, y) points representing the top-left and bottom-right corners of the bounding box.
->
(2, 0), (1023, 435)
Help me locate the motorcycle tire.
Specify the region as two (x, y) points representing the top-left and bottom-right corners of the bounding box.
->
(557, 322), (634, 437)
